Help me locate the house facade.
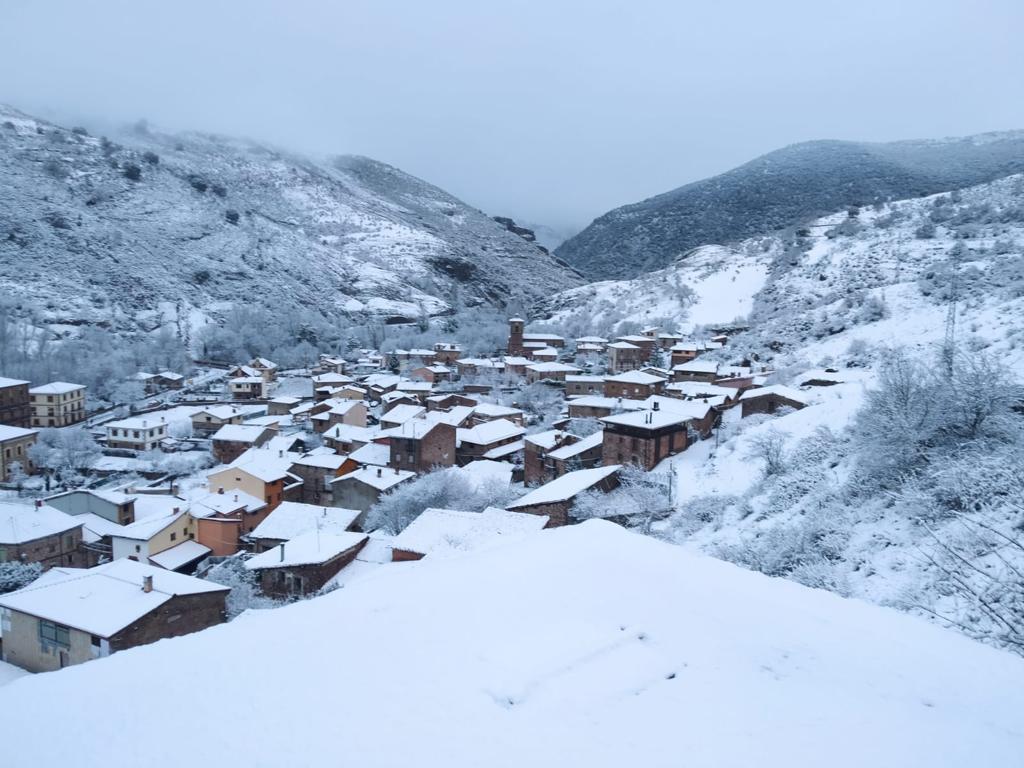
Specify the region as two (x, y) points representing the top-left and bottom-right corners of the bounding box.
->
(0, 425), (37, 482)
(386, 421), (456, 474)
(0, 501), (85, 569)
(105, 417), (168, 451)
(600, 410), (690, 471)
(0, 377), (31, 428)
(0, 560), (227, 672)
(245, 532), (368, 597)
(28, 382), (86, 428)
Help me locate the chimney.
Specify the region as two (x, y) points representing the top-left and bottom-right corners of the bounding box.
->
(376, 467), (382, 477)
(173, 506), (180, 514)
(218, 486), (224, 494)
(142, 575), (153, 593)
(234, 493), (238, 502)
(35, 499), (42, 509)
(142, 420), (147, 427)
(279, 450), (284, 458)
(279, 542), (285, 562)
(652, 401), (660, 411)
(394, 467), (399, 474)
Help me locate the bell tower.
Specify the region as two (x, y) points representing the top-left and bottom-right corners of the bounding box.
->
(507, 317), (525, 356)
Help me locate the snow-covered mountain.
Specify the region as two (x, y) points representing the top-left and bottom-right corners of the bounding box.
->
(0, 105), (581, 341)
(3, 522), (1021, 766)
(556, 132), (1024, 280)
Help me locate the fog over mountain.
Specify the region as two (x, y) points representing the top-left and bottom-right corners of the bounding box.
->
(1, 1), (1021, 230)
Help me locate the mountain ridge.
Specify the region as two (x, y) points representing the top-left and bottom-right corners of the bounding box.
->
(555, 131), (1024, 280)
(0, 105), (581, 342)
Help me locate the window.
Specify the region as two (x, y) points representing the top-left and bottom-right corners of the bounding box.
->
(135, 544), (141, 553)
(90, 635), (101, 648)
(39, 620), (71, 649)
(170, 532), (177, 542)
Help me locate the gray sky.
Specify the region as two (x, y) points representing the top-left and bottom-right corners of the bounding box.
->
(2, 0), (1022, 231)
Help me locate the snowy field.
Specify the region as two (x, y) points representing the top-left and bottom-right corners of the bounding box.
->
(1, 523), (1021, 767)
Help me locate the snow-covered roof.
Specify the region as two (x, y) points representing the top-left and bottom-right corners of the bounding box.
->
(230, 376), (264, 385)
(457, 418), (526, 446)
(565, 375), (604, 383)
(0, 424), (37, 442)
(289, 452), (348, 470)
(270, 396), (303, 405)
(156, 371), (184, 381)
(738, 385), (810, 405)
(524, 429), (572, 451)
(0, 559), (226, 638)
(665, 382), (738, 399)
(392, 507), (548, 558)
(0, 502), (81, 545)
(211, 424), (270, 443)
(378, 419), (445, 440)
(604, 371), (667, 385)
(250, 357), (278, 369)
(28, 381), (84, 395)
(457, 460), (513, 491)
(148, 540), (211, 571)
(249, 502), (361, 542)
(0, 376), (29, 387)
(313, 372), (353, 385)
(575, 336), (608, 343)
(380, 404), (426, 425)
(482, 440), (524, 460)
(506, 465), (621, 508)
(673, 359), (719, 374)
(245, 531), (368, 570)
(4, 522), (1023, 766)
(334, 466), (415, 492)
(526, 362), (581, 373)
(600, 409), (692, 431)
(522, 333), (564, 342)
(112, 509), (187, 540)
(396, 381), (433, 392)
(472, 403), (524, 419)
(193, 405), (243, 420)
(607, 341), (640, 350)
(546, 431), (604, 461)
(566, 395), (646, 412)
(348, 442), (391, 467)
(423, 405), (475, 427)
(323, 423), (379, 445)
(105, 416), (167, 431)
(189, 491), (262, 520)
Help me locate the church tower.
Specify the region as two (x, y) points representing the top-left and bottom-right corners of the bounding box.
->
(507, 317), (525, 356)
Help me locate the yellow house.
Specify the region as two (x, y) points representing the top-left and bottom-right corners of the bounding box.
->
(28, 382), (86, 428)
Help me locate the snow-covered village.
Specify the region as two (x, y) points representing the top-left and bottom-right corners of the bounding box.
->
(1, 3), (1024, 766)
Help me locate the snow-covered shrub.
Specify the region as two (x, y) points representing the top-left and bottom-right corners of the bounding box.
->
(365, 467), (520, 535)
(0, 561), (43, 594)
(203, 555), (279, 618)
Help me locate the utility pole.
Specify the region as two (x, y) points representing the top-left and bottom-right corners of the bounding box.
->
(942, 245), (961, 376)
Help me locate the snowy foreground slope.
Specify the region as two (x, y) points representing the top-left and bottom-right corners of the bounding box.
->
(0, 105), (579, 339)
(2, 523), (1022, 767)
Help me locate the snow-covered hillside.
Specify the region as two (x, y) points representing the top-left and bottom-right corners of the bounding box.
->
(543, 244), (770, 335)
(0, 105), (580, 342)
(3, 522), (1021, 766)
(547, 173), (1024, 374)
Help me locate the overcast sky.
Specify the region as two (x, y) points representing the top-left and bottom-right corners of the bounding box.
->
(2, 1), (1022, 231)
